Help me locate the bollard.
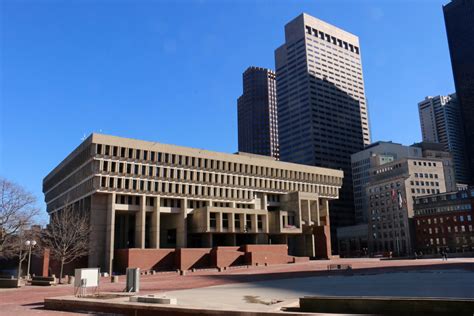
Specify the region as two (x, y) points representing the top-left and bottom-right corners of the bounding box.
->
(67, 275), (75, 284)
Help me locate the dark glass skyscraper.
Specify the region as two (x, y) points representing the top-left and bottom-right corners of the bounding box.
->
(237, 66), (279, 159)
(443, 0), (474, 184)
(275, 13), (371, 250)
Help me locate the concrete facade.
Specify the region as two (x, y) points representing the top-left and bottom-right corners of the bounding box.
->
(275, 13), (371, 250)
(351, 141), (421, 224)
(43, 133), (343, 273)
(351, 142), (457, 228)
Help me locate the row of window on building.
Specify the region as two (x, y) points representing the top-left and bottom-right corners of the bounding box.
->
(95, 144), (336, 184)
(413, 172), (439, 179)
(417, 214), (472, 225)
(209, 212), (264, 231)
(98, 164), (340, 196)
(114, 194), (259, 210)
(415, 190), (474, 205)
(411, 188), (440, 195)
(425, 236), (474, 246)
(414, 204), (472, 216)
(305, 25), (360, 54)
(413, 161), (437, 167)
(103, 176), (255, 200)
(422, 224), (473, 235)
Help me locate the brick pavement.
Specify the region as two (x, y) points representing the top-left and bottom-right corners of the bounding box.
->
(1, 258), (472, 315)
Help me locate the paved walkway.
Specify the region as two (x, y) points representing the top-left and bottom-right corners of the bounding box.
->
(1, 258), (473, 315)
(164, 269), (474, 312)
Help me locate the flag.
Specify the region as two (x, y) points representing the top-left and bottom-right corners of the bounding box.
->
(391, 189), (396, 201)
(398, 192), (403, 209)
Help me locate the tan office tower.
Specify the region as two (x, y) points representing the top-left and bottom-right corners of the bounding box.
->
(367, 157), (448, 256)
(275, 13), (371, 248)
(43, 134), (343, 272)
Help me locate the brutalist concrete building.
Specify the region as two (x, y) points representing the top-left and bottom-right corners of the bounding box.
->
(43, 134), (343, 272)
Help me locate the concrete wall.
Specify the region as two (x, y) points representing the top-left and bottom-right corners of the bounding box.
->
(89, 193), (109, 269)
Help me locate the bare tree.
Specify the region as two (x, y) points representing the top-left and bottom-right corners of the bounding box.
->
(0, 178), (39, 258)
(43, 203), (90, 283)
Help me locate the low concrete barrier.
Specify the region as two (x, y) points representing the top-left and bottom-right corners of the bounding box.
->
(31, 276), (56, 286)
(299, 296), (474, 315)
(0, 278), (19, 288)
(45, 295), (304, 316)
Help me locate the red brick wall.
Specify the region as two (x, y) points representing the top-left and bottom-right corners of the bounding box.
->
(114, 249), (130, 273)
(241, 244), (288, 255)
(314, 226), (331, 259)
(114, 249), (175, 273)
(31, 248), (50, 277)
(214, 246), (241, 251)
(245, 251), (292, 266)
(211, 248), (244, 268)
(414, 210), (474, 253)
(241, 244), (292, 266)
(108, 244), (300, 273)
(175, 248), (212, 271)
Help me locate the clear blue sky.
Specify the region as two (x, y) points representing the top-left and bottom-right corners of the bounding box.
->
(1, 0), (454, 219)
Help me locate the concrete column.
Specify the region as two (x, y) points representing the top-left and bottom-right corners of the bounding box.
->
(176, 198), (187, 248)
(230, 212), (235, 233)
(306, 200), (312, 224)
(105, 193), (116, 274)
(263, 214), (268, 233)
(240, 213), (245, 232)
(313, 199), (321, 226)
(135, 195), (146, 249)
(261, 194), (268, 210)
(319, 198), (330, 226)
(150, 196), (160, 248)
(252, 213), (258, 233)
(217, 212), (223, 233)
(306, 234), (315, 257)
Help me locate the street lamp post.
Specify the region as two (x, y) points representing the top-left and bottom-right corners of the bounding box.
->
(25, 240), (37, 279)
